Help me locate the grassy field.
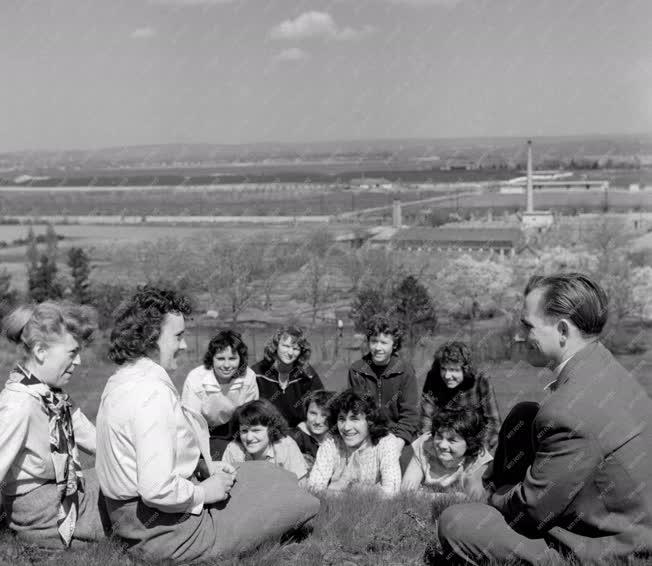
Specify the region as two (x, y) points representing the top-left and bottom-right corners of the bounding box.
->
(0, 322), (651, 564)
(0, 187), (459, 217)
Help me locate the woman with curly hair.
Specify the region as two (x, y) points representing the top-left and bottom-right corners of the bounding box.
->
(252, 325), (323, 428)
(0, 302), (108, 548)
(420, 341), (500, 452)
(96, 286), (319, 564)
(402, 409), (492, 500)
(347, 314), (419, 471)
(182, 330), (258, 460)
(308, 389), (402, 497)
(222, 399), (307, 481)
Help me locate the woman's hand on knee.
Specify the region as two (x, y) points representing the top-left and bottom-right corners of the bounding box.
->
(201, 467), (236, 503)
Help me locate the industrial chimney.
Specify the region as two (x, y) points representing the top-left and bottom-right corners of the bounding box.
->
(392, 199), (402, 229)
(526, 140), (534, 213)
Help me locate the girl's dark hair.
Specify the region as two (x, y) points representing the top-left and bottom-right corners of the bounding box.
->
(262, 325), (312, 368)
(203, 329), (248, 377)
(427, 409), (485, 464)
(233, 399), (289, 444)
(327, 389), (388, 446)
(108, 285), (192, 365)
(302, 389), (337, 418)
(425, 341), (476, 395)
(365, 314), (404, 352)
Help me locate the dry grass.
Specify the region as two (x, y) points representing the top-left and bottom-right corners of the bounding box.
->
(0, 490), (650, 566)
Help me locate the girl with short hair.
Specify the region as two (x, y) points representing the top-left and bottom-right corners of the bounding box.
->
(308, 389), (402, 497)
(222, 399), (308, 481)
(402, 409), (492, 500)
(252, 325), (324, 428)
(182, 329), (258, 460)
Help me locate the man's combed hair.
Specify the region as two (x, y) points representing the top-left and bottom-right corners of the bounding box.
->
(524, 272), (609, 336)
(365, 314), (404, 352)
(327, 389), (389, 446)
(262, 325), (312, 368)
(233, 399), (289, 444)
(428, 409), (485, 465)
(108, 285), (192, 365)
(202, 329), (248, 377)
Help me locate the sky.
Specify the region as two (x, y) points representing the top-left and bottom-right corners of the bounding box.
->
(0, 0), (651, 151)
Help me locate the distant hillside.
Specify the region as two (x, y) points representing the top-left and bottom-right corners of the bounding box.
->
(1, 134), (650, 180)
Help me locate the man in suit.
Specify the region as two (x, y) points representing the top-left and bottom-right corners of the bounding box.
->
(437, 272), (652, 565)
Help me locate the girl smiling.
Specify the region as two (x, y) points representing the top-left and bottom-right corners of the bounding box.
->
(308, 389), (401, 497)
(182, 330), (258, 460)
(402, 409), (492, 500)
(221, 399), (308, 481)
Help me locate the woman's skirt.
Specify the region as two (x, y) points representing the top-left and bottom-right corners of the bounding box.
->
(103, 460), (320, 563)
(2, 468), (110, 548)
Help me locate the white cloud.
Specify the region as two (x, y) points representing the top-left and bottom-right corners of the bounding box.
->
(131, 26), (157, 39)
(273, 48), (310, 62)
(270, 11), (374, 41)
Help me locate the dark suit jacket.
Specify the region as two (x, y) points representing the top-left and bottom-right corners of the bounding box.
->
(491, 341), (652, 562)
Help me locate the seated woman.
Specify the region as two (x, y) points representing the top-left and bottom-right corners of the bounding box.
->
(222, 399), (307, 481)
(252, 325), (323, 428)
(420, 341), (500, 453)
(290, 389), (336, 471)
(0, 302), (108, 548)
(96, 286), (320, 564)
(308, 389), (401, 498)
(182, 330), (258, 460)
(401, 409), (492, 501)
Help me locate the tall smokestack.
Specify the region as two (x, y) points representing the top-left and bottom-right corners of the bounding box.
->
(392, 199), (402, 229)
(526, 140), (534, 213)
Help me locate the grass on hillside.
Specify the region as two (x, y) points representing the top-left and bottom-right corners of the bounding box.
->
(0, 490), (650, 566)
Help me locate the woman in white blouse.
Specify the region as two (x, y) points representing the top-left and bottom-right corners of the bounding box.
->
(96, 286), (320, 564)
(0, 302), (108, 548)
(308, 389), (402, 497)
(182, 329), (258, 460)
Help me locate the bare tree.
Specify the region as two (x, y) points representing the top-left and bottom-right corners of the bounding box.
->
(207, 241), (264, 324)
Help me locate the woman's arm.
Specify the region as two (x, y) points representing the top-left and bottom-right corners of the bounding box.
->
(282, 437), (308, 481)
(477, 375), (501, 453)
(391, 370), (420, 445)
(243, 370), (259, 402)
(133, 386), (205, 514)
(307, 439), (336, 492)
(462, 460), (491, 502)
(378, 436), (402, 497)
(0, 397), (29, 482)
(401, 455), (425, 492)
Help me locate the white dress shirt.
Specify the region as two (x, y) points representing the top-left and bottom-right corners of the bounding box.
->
(96, 357), (208, 515)
(543, 353), (576, 394)
(0, 377), (96, 496)
(181, 366), (258, 428)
